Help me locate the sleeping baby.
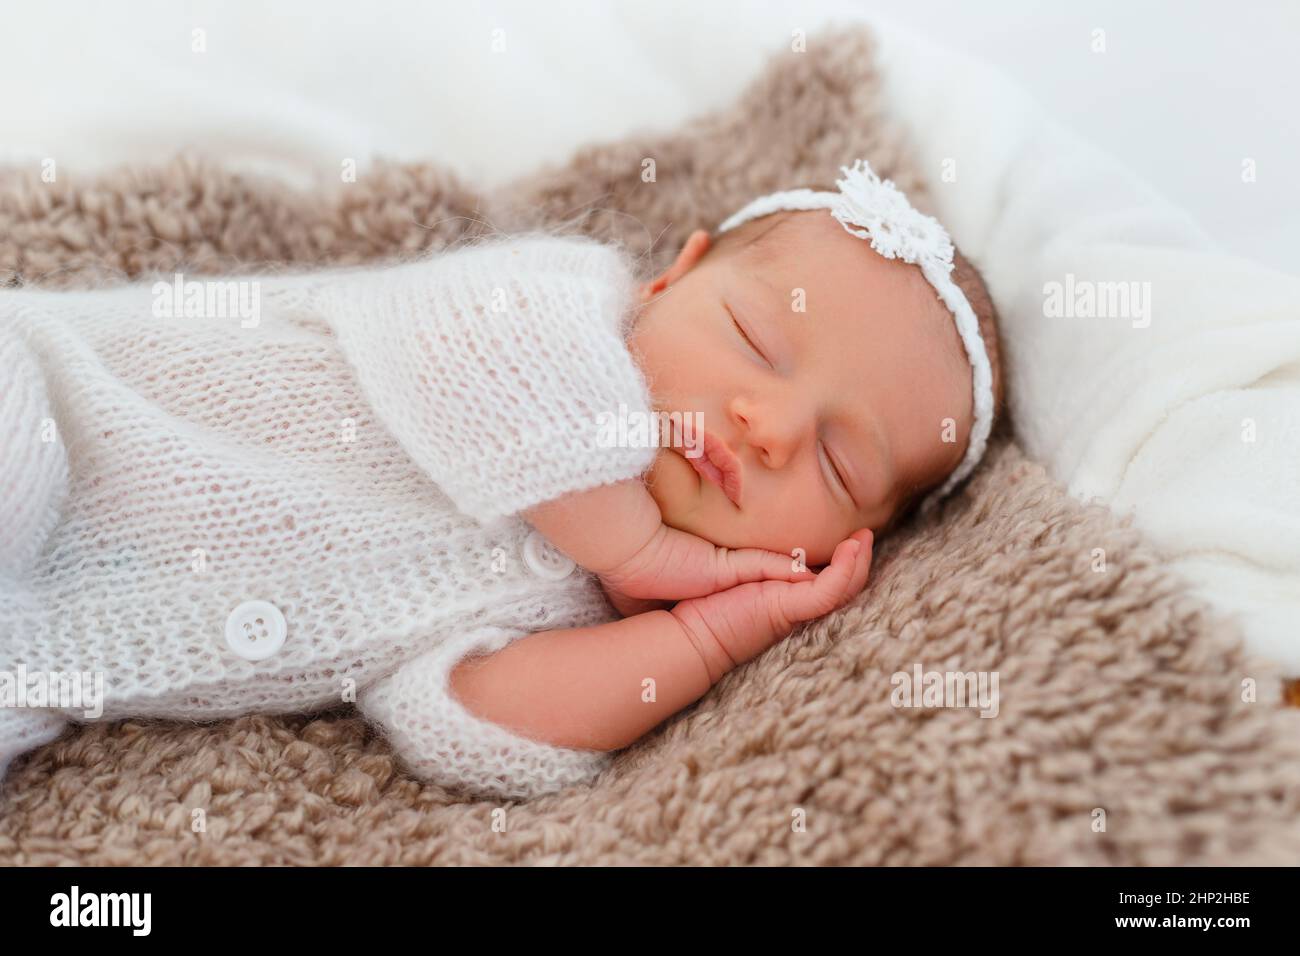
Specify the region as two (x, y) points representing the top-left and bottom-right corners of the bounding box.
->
(0, 160), (1002, 799)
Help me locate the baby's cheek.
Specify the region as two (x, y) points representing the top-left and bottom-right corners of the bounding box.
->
(748, 490), (845, 565)
(644, 452), (696, 521)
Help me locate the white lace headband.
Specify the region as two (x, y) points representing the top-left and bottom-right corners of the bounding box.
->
(716, 158), (994, 510)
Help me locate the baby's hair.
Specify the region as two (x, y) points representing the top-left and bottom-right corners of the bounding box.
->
(706, 200), (1006, 527)
(705, 208), (797, 264)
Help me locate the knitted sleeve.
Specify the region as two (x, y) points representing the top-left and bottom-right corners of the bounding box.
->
(314, 235), (658, 525)
(0, 318), (69, 578)
(0, 328), (71, 768)
(356, 625), (611, 800)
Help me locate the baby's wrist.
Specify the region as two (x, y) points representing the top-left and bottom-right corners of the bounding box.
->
(669, 601), (738, 685)
(523, 478), (662, 575)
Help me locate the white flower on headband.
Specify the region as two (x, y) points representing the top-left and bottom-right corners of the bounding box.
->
(830, 159), (955, 273)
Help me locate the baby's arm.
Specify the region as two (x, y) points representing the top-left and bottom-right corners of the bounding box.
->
(450, 533), (872, 751)
(524, 478), (819, 618)
(449, 611), (712, 751)
(522, 477), (661, 581)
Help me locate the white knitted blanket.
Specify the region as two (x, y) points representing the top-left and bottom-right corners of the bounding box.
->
(0, 234), (657, 799)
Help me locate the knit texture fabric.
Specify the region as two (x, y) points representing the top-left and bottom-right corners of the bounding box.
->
(0, 234), (657, 800)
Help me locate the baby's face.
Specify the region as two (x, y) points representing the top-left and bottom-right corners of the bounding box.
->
(628, 210), (973, 566)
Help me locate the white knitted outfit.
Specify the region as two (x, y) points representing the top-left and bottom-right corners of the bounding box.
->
(0, 235), (658, 799)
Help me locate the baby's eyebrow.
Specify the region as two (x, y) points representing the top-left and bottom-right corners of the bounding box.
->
(755, 270), (789, 317)
(858, 415), (895, 505)
(748, 270), (797, 356)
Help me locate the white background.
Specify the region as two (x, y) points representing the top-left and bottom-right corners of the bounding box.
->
(874, 0), (1299, 275)
(1, 0), (1295, 275)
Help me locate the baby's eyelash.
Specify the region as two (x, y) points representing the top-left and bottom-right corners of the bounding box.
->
(821, 442), (857, 507)
(820, 442), (846, 489)
(725, 303), (769, 364)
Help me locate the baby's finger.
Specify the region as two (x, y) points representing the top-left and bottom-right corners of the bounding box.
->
(835, 530), (874, 609)
(716, 545), (818, 590)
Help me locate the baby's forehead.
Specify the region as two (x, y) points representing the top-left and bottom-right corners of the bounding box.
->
(735, 210), (970, 406)
(744, 211), (950, 331)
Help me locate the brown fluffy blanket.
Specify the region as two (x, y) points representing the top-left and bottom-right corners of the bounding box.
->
(2, 26), (1298, 865)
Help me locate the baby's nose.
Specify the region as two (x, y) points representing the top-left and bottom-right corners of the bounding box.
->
(751, 429), (799, 470)
(729, 396), (805, 469)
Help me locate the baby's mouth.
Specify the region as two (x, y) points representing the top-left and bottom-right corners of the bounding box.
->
(674, 431), (743, 508)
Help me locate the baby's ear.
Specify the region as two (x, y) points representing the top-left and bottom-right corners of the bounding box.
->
(642, 230), (712, 301)
(636, 277), (663, 303)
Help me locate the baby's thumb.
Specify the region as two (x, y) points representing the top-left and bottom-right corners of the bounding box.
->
(774, 538), (863, 626)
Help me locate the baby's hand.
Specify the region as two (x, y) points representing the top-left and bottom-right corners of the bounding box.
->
(669, 530), (873, 680)
(597, 522), (819, 618)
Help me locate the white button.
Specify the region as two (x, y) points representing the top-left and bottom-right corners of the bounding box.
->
(224, 600), (287, 660)
(522, 531), (576, 581)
